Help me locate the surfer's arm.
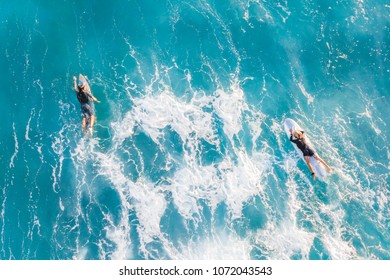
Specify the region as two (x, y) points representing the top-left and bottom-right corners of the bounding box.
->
(83, 76), (100, 102)
(72, 76), (78, 91)
(92, 96), (100, 103)
(290, 135), (300, 144)
(289, 129), (296, 142)
(88, 92), (100, 103)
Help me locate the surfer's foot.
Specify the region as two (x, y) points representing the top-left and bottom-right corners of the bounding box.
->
(88, 127), (93, 136)
(311, 172), (316, 181)
(327, 167), (332, 172)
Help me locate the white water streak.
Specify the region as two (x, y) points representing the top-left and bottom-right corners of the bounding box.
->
(9, 123), (19, 168)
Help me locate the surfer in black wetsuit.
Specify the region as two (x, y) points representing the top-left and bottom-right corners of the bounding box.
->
(289, 129), (331, 180)
(73, 75), (100, 137)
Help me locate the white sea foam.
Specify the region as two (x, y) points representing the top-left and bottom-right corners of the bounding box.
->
(74, 247), (88, 260)
(9, 123), (19, 169)
(116, 89), (216, 145)
(25, 109), (34, 141)
(169, 149), (268, 220)
(213, 84), (247, 140)
(94, 74), (273, 258)
(267, 179), (355, 260)
(252, 172), (315, 259)
(297, 82), (314, 105)
(177, 231), (252, 259)
(318, 205), (359, 259)
(92, 149), (167, 258)
(254, 221), (315, 259)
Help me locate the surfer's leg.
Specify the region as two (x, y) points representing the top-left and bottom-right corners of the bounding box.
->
(313, 154), (331, 171)
(305, 156), (316, 180)
(81, 117), (87, 137)
(89, 115), (96, 135)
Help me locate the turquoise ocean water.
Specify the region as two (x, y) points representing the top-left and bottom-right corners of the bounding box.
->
(0, 0), (389, 260)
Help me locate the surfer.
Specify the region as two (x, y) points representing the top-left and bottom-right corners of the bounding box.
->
(73, 75), (100, 136)
(289, 129), (331, 180)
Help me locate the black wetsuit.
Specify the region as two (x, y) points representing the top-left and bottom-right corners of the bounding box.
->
(76, 88), (95, 119)
(290, 131), (315, 157)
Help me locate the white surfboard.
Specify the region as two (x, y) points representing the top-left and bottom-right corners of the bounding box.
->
(284, 118), (327, 180)
(78, 74), (91, 93)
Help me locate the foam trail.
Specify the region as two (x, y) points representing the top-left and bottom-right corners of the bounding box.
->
(25, 109), (34, 141)
(9, 123), (19, 169)
(297, 82), (314, 104)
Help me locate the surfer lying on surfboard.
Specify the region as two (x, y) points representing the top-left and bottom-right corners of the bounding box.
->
(289, 129), (331, 180)
(73, 75), (100, 137)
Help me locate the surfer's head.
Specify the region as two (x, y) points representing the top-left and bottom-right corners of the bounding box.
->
(293, 130), (303, 138)
(78, 82), (86, 90)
